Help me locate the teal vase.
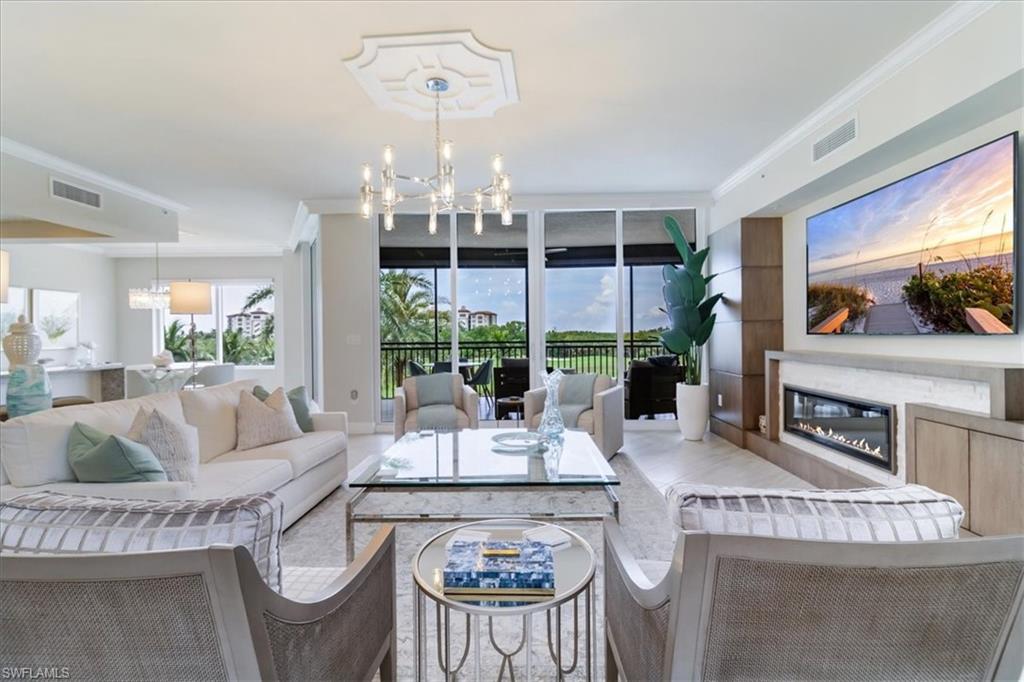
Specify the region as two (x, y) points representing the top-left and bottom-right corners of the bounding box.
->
(7, 364), (53, 418)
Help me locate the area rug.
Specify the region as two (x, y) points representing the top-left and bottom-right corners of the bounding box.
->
(281, 453), (676, 680)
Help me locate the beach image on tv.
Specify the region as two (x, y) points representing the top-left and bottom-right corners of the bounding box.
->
(807, 134), (1016, 335)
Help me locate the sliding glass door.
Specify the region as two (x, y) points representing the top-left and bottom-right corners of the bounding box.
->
(543, 211), (619, 378)
(374, 205), (698, 424)
(378, 214), (451, 422)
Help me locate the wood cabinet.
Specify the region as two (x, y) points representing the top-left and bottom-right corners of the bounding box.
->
(907, 404), (1024, 536)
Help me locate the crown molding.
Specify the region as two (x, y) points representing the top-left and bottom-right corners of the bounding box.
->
(0, 137), (190, 213)
(710, 0), (999, 202)
(102, 242), (285, 258)
(288, 201), (319, 251)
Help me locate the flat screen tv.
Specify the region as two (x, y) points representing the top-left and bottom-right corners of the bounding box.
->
(806, 132), (1018, 335)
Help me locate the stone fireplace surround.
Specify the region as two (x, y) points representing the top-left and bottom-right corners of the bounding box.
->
(757, 351), (1023, 488)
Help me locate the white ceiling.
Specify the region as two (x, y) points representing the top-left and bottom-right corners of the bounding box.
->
(0, 1), (954, 250)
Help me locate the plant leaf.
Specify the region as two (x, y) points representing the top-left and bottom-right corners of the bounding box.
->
(698, 293), (724, 321)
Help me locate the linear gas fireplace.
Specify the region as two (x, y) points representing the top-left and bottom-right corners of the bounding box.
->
(783, 386), (895, 472)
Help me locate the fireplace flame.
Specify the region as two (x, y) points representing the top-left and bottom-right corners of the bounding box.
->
(794, 422), (883, 458)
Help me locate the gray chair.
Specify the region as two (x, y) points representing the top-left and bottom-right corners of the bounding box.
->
(0, 526), (397, 681)
(393, 373), (480, 439)
(525, 374), (624, 459)
(603, 519), (1024, 681)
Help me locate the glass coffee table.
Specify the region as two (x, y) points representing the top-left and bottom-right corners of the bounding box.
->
(346, 429), (620, 561)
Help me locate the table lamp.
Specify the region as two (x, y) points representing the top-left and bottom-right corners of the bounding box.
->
(170, 280), (211, 388)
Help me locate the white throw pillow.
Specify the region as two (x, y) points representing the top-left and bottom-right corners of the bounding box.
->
(127, 408), (200, 483)
(178, 379), (260, 462)
(236, 388), (303, 451)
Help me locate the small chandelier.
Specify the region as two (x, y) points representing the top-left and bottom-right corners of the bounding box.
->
(358, 77), (512, 235)
(128, 242), (170, 310)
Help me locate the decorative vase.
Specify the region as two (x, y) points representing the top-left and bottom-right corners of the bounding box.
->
(152, 350), (173, 368)
(7, 364), (53, 418)
(537, 369), (565, 443)
(2, 315), (42, 367)
(676, 382), (709, 441)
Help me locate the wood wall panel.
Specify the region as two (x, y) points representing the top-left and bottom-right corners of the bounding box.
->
(915, 420), (971, 529)
(707, 217), (783, 443)
(969, 431), (1024, 536)
(711, 417), (745, 447)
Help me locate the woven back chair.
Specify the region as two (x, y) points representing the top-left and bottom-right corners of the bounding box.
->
(0, 526), (397, 682)
(604, 520), (1024, 681)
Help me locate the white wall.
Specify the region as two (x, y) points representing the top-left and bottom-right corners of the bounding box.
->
(783, 111), (1024, 364)
(114, 255), (297, 388)
(318, 214), (375, 431)
(711, 2), (1024, 231)
(1, 243), (117, 368)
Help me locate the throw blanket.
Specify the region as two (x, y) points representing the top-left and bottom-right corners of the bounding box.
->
(413, 374), (458, 430)
(559, 373), (597, 427)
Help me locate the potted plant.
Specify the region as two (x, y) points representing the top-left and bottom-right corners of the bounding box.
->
(660, 216), (722, 440)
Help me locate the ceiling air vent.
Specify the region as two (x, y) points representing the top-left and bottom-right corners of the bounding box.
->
(812, 118), (857, 163)
(51, 178), (102, 209)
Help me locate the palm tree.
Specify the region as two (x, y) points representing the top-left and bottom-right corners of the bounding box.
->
(222, 329), (253, 365)
(242, 284), (274, 312)
(163, 320), (190, 361)
(379, 270), (435, 343)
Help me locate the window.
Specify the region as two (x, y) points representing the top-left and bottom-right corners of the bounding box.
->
(158, 281), (275, 367)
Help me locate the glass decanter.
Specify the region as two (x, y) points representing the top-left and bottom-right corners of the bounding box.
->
(536, 368), (565, 443)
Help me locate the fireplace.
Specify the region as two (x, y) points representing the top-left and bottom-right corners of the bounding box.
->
(783, 386), (895, 472)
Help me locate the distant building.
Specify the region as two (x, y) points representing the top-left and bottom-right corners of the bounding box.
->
(456, 306), (498, 329)
(226, 308), (272, 338)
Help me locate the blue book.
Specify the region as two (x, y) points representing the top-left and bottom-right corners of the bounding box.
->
(443, 540), (555, 595)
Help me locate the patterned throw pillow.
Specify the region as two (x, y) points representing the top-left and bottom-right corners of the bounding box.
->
(0, 491), (286, 591)
(665, 484), (964, 542)
(127, 408), (201, 483)
(253, 385), (314, 433)
(236, 388), (303, 451)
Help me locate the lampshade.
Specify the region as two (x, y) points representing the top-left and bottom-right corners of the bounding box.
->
(169, 281), (212, 314)
(0, 250), (8, 304)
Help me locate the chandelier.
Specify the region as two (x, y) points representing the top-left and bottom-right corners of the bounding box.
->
(358, 77), (512, 235)
(128, 242), (170, 310)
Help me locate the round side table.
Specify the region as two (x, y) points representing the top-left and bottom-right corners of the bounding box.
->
(496, 397), (525, 429)
(413, 519), (595, 681)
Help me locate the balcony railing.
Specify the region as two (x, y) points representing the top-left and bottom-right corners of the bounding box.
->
(379, 339), (665, 407)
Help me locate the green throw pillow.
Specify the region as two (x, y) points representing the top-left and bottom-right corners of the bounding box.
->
(67, 422), (168, 483)
(253, 385), (314, 433)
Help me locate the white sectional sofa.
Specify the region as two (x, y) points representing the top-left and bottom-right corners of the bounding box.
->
(0, 380), (348, 527)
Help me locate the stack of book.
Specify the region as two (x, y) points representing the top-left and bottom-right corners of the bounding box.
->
(443, 540), (555, 606)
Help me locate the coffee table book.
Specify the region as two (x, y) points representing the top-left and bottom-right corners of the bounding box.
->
(443, 540), (555, 600)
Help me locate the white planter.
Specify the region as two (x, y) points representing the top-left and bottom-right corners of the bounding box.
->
(676, 382), (709, 441)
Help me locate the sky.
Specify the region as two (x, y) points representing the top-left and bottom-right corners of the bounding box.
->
(807, 134), (1015, 277)
(416, 265), (669, 333)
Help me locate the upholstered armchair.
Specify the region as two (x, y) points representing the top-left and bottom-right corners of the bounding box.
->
(524, 374), (624, 459)
(0, 526), (398, 681)
(393, 372), (479, 439)
(603, 519), (1024, 681)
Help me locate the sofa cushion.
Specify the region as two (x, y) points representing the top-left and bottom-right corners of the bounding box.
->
(0, 491), (285, 591)
(213, 431), (346, 479)
(665, 484), (964, 542)
(67, 422), (167, 483)
(179, 379), (260, 462)
(236, 389), (303, 451)
(405, 409), (470, 434)
(527, 410), (594, 434)
(127, 408), (200, 483)
(402, 374), (465, 411)
(0, 392), (184, 487)
(191, 459), (293, 499)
